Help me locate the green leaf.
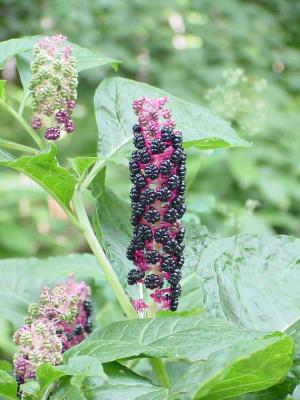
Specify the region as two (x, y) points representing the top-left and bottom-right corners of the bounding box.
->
(0, 361), (12, 373)
(94, 77), (248, 162)
(52, 363), (168, 400)
(169, 333), (293, 400)
(0, 369), (17, 399)
(0, 254), (104, 329)
(68, 156), (98, 178)
(58, 356), (106, 380)
(0, 79), (6, 101)
(199, 234), (300, 330)
(0, 145), (77, 213)
(0, 36), (120, 89)
(21, 380), (40, 397)
(65, 317), (272, 363)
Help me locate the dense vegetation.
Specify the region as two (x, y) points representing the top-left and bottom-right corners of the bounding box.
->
(0, 1), (300, 399)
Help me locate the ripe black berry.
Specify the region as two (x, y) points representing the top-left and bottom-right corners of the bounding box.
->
(127, 268), (145, 285)
(140, 188), (156, 205)
(176, 255), (185, 268)
(129, 159), (139, 175)
(177, 204), (186, 218)
(176, 227), (185, 243)
(73, 324), (84, 335)
(134, 173), (147, 189)
(172, 134), (183, 148)
(83, 299), (94, 315)
(136, 224), (153, 241)
(161, 255), (177, 272)
(156, 187), (172, 201)
(133, 124), (141, 133)
(167, 175), (181, 190)
(132, 201), (145, 217)
(131, 150), (139, 161)
(144, 274), (160, 289)
(154, 227), (170, 243)
(159, 160), (174, 176)
(164, 208), (178, 223)
(131, 235), (144, 250)
(177, 181), (186, 196)
(66, 333), (73, 341)
(164, 239), (180, 255)
(126, 244), (135, 260)
(138, 149), (151, 163)
(172, 195), (184, 209)
(144, 208), (160, 223)
(170, 284), (182, 298)
(144, 164), (159, 179)
(145, 250), (160, 264)
(161, 126), (173, 142)
(151, 139), (166, 154)
(170, 298), (179, 311)
(130, 186), (140, 202)
(133, 133), (145, 149)
(84, 318), (93, 333)
(171, 148), (185, 164)
(168, 269), (182, 285)
(130, 214), (139, 226)
(178, 164), (186, 179)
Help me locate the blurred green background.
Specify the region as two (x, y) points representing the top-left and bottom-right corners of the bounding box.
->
(0, 0), (300, 258)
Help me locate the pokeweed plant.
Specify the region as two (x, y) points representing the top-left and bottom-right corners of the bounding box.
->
(0, 34), (299, 400)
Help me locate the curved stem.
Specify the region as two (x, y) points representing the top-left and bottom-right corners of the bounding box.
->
(149, 359), (171, 388)
(72, 191), (137, 319)
(0, 99), (44, 150)
(18, 90), (30, 116)
(0, 138), (38, 154)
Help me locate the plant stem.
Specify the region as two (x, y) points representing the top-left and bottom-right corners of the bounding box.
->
(0, 138), (38, 154)
(0, 99), (44, 150)
(72, 191), (137, 319)
(18, 90), (30, 116)
(80, 158), (106, 191)
(149, 358), (171, 388)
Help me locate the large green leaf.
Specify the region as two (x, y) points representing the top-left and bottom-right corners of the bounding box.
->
(0, 254), (104, 329)
(94, 77), (248, 162)
(0, 145), (77, 213)
(0, 369), (17, 400)
(199, 234), (300, 331)
(52, 363), (168, 400)
(0, 36), (120, 89)
(65, 317), (271, 363)
(169, 333), (293, 400)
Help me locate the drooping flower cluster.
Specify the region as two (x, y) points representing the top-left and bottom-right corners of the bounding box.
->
(13, 276), (93, 398)
(29, 34), (77, 141)
(127, 97), (186, 314)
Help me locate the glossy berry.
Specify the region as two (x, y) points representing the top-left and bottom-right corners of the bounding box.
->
(172, 134), (183, 148)
(159, 160), (174, 176)
(170, 298), (179, 311)
(164, 208), (178, 223)
(145, 250), (160, 264)
(176, 227), (185, 243)
(145, 164), (159, 179)
(176, 255), (185, 268)
(83, 299), (94, 315)
(73, 324), (83, 336)
(161, 126), (173, 142)
(127, 269), (145, 285)
(136, 224), (153, 241)
(171, 284), (182, 298)
(156, 187), (172, 201)
(140, 188), (156, 205)
(177, 204), (186, 218)
(126, 244), (135, 260)
(65, 119), (75, 133)
(138, 149), (151, 163)
(132, 202), (145, 217)
(44, 127), (60, 141)
(56, 110), (69, 123)
(178, 165), (186, 179)
(133, 124), (141, 133)
(161, 255), (177, 272)
(164, 239), (179, 255)
(177, 181), (186, 196)
(167, 175), (181, 190)
(84, 318), (93, 334)
(130, 186), (140, 202)
(134, 173), (147, 189)
(151, 139), (166, 154)
(171, 148), (185, 164)
(168, 269), (182, 285)
(144, 274), (160, 289)
(154, 227), (170, 244)
(144, 208), (160, 223)
(172, 195), (184, 210)
(133, 133), (145, 149)
(129, 160), (140, 175)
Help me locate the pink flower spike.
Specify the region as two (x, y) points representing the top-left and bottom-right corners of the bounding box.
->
(132, 299), (148, 312)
